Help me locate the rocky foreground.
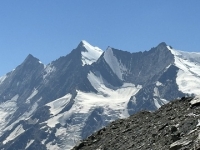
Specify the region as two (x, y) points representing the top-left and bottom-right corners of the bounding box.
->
(72, 96), (200, 150)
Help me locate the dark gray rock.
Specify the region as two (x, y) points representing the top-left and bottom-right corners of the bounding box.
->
(73, 97), (200, 150)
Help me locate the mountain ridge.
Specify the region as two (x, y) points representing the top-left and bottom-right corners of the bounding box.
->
(0, 40), (199, 150)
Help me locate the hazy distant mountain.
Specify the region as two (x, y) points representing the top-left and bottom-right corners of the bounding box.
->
(0, 40), (199, 150)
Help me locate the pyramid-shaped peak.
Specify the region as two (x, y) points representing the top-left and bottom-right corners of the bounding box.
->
(23, 54), (43, 65)
(76, 40), (103, 54)
(77, 40), (91, 48)
(81, 40), (90, 45)
(25, 54), (39, 61)
(157, 42), (167, 47)
(77, 40), (103, 66)
(78, 40), (102, 52)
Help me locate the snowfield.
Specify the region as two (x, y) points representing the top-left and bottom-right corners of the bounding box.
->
(0, 95), (19, 136)
(43, 71), (142, 149)
(46, 94), (72, 116)
(3, 124), (25, 144)
(81, 40), (103, 66)
(0, 75), (7, 84)
(168, 46), (200, 95)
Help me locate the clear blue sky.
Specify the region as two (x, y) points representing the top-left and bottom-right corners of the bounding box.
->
(0, 1), (200, 76)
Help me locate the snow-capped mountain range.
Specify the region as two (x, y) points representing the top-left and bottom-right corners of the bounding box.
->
(0, 41), (199, 150)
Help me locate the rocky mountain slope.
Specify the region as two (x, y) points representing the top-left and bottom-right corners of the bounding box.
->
(0, 40), (199, 150)
(73, 96), (200, 150)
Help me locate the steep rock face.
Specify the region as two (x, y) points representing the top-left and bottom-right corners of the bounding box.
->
(128, 65), (184, 114)
(0, 54), (44, 101)
(39, 41), (101, 103)
(100, 43), (184, 115)
(73, 96), (200, 150)
(102, 42), (174, 85)
(0, 41), (105, 150)
(0, 41), (199, 150)
(0, 54), (44, 136)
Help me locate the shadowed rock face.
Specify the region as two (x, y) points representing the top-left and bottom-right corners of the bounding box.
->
(72, 96), (200, 150)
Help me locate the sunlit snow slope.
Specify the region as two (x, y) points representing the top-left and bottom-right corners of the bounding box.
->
(168, 46), (200, 95)
(43, 71), (141, 149)
(81, 40), (103, 66)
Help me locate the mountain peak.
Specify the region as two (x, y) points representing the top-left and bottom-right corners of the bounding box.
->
(25, 54), (39, 61)
(77, 40), (103, 66)
(23, 54), (43, 65)
(80, 40), (90, 46)
(157, 42), (167, 48)
(26, 53), (35, 58)
(77, 40), (91, 50)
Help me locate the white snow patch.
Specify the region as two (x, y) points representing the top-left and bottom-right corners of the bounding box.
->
(0, 75), (7, 84)
(46, 94), (72, 116)
(104, 47), (127, 80)
(153, 87), (168, 109)
(153, 98), (169, 109)
(26, 88), (38, 103)
(3, 124), (25, 144)
(130, 96), (137, 105)
(170, 140), (191, 149)
(43, 64), (56, 80)
(25, 139), (34, 149)
(23, 102), (39, 120)
(42, 139), (47, 145)
(153, 87), (159, 97)
(75, 89), (132, 117)
(46, 113), (63, 128)
(81, 40), (103, 66)
(87, 71), (115, 91)
(45, 94), (73, 127)
(11, 95), (19, 101)
(27, 118), (39, 125)
(0, 95), (19, 136)
(197, 119), (200, 127)
(160, 98), (169, 105)
(46, 141), (60, 150)
(153, 98), (161, 109)
(4, 98), (41, 133)
(50, 118), (85, 150)
(156, 81), (163, 86)
(55, 127), (66, 137)
(137, 85), (142, 89)
(189, 95), (200, 106)
(168, 46), (200, 95)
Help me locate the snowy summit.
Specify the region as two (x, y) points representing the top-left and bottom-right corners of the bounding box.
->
(81, 40), (103, 66)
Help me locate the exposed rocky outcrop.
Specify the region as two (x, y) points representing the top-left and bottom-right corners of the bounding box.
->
(73, 96), (200, 150)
